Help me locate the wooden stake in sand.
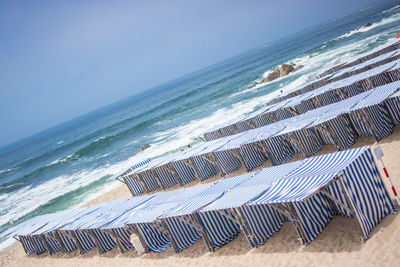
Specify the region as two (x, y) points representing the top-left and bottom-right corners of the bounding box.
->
(373, 145), (400, 206)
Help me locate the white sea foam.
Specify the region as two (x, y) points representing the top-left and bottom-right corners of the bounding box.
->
(0, 167), (19, 175)
(335, 12), (400, 40)
(46, 154), (74, 167)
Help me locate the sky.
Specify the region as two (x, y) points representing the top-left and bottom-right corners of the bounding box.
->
(0, 0), (381, 147)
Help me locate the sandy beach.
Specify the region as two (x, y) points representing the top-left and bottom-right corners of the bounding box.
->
(1, 126), (400, 267)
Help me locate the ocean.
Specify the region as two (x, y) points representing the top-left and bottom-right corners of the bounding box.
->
(0, 1), (399, 251)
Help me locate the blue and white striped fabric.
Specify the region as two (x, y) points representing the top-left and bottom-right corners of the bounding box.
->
(271, 115), (323, 158)
(119, 187), (211, 253)
(135, 222), (171, 253)
(43, 232), (62, 254)
(198, 162), (305, 247)
(55, 197), (152, 254)
(159, 173), (255, 251)
(171, 159), (197, 185)
(340, 149), (395, 238)
(136, 170), (161, 192)
(386, 90), (400, 124)
(213, 132), (262, 172)
(123, 175), (145, 196)
(235, 118), (257, 133)
(387, 61), (400, 82)
(19, 236), (37, 254)
(153, 163), (179, 189)
(248, 146), (395, 242)
(111, 227), (134, 253)
(348, 82), (400, 141)
(131, 158), (151, 171)
(56, 230), (78, 253)
(239, 201), (285, 247)
(239, 121), (293, 166)
(197, 209), (241, 249)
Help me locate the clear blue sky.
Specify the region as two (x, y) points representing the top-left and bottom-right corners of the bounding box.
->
(0, 0), (380, 146)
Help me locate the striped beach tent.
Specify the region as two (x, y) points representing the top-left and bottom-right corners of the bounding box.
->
(169, 143), (215, 185)
(132, 154), (182, 192)
(187, 138), (231, 180)
(238, 122), (288, 168)
(385, 90), (400, 124)
(269, 114), (324, 158)
(160, 173), (255, 252)
(72, 196), (154, 254)
(57, 198), (135, 254)
(347, 81), (400, 141)
(386, 61), (400, 83)
(198, 162), (305, 248)
(1, 213), (59, 255)
(248, 146), (395, 244)
(250, 106), (276, 127)
(112, 185), (213, 253)
(308, 92), (369, 150)
(29, 205), (104, 254)
(121, 158), (151, 195)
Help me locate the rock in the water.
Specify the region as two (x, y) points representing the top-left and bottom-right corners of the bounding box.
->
(262, 63), (299, 83)
(264, 68), (281, 82)
(363, 22), (372, 28)
(279, 64), (295, 76)
(294, 64), (304, 72)
(138, 144), (150, 153)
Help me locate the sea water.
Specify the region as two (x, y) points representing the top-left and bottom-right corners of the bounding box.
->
(1, 1), (399, 251)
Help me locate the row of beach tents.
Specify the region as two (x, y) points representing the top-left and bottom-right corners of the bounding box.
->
(107, 39), (400, 196)
(2, 39), (400, 256)
(118, 80), (400, 196)
(1, 146), (396, 256)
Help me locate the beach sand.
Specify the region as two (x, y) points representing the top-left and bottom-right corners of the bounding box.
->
(2, 127), (400, 267)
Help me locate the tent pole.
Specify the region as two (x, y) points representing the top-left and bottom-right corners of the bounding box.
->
(320, 188), (352, 216)
(287, 203), (310, 246)
(358, 108), (380, 142)
(127, 224), (150, 253)
(115, 176), (125, 184)
(245, 119), (257, 129)
(193, 213), (214, 252)
(181, 158), (201, 180)
(234, 207), (258, 248)
(316, 120), (341, 150)
(287, 132), (307, 158)
(376, 157), (400, 206)
(161, 165), (181, 186)
(227, 150), (246, 171)
(271, 203), (308, 246)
